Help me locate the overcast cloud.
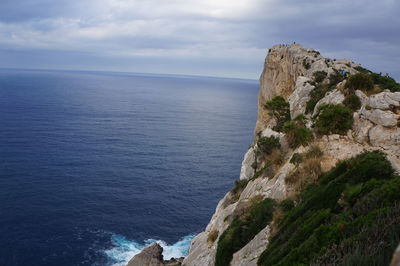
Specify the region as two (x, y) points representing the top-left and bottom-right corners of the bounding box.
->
(0, 0), (399, 79)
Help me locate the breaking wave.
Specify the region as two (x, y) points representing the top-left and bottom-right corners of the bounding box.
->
(104, 234), (195, 266)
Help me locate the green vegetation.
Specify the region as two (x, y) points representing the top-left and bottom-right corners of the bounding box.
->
(258, 151), (400, 266)
(345, 73), (374, 93)
(215, 197), (276, 266)
(305, 84), (331, 114)
(290, 153), (303, 166)
(283, 115), (314, 148)
(314, 104), (353, 135)
(303, 58), (311, 70)
(354, 66), (400, 92)
(264, 96), (290, 132)
(328, 69), (345, 88)
(230, 179), (249, 203)
(207, 230), (219, 245)
(343, 94), (361, 111)
(257, 136), (281, 155)
(313, 71), (327, 83)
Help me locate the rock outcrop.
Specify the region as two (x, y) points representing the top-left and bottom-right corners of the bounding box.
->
(127, 243), (183, 266)
(182, 44), (400, 266)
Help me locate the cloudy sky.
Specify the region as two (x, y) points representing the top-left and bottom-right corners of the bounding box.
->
(0, 0), (399, 79)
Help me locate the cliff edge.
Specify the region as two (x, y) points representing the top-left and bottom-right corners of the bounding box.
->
(130, 44), (400, 265)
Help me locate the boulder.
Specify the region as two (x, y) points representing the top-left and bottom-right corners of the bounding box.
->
(240, 148), (255, 180)
(288, 76), (314, 118)
(313, 89), (345, 116)
(127, 243), (164, 266)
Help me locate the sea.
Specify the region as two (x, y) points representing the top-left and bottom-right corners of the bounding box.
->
(0, 69), (259, 265)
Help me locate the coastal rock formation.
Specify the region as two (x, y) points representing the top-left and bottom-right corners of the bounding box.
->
(125, 44), (400, 265)
(181, 44), (400, 266)
(127, 243), (183, 266)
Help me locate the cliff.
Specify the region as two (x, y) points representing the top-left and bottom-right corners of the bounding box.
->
(130, 44), (400, 265)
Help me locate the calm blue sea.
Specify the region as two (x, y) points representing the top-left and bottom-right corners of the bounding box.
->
(0, 69), (258, 265)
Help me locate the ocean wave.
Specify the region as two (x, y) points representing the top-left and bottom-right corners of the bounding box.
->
(104, 234), (195, 266)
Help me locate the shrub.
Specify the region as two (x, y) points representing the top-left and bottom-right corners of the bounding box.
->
(305, 84), (331, 114)
(304, 144), (323, 159)
(371, 73), (400, 92)
(215, 197), (276, 266)
(264, 96), (290, 132)
(258, 151), (399, 266)
(207, 229), (219, 245)
(283, 119), (314, 148)
(290, 153), (303, 166)
(313, 71), (327, 83)
(303, 58), (311, 70)
(269, 149), (285, 169)
(257, 136), (281, 155)
(345, 73), (374, 92)
(343, 94), (361, 111)
(328, 69), (345, 88)
(314, 104), (353, 135)
(230, 179), (249, 202)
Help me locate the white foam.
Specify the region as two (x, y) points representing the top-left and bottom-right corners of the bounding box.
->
(104, 234), (195, 266)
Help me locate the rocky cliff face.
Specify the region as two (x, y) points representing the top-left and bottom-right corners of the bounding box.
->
(182, 44), (400, 266)
(128, 44), (400, 265)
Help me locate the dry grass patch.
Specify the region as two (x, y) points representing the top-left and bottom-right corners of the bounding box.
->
(207, 229), (219, 245)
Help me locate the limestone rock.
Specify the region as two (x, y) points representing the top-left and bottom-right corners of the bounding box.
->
(352, 112), (373, 143)
(313, 89), (345, 116)
(230, 226), (271, 266)
(127, 243), (164, 266)
(360, 107), (399, 127)
(288, 76), (314, 118)
(240, 147), (255, 180)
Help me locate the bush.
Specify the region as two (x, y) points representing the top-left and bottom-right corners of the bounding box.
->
(313, 71), (327, 83)
(258, 151), (399, 266)
(257, 136), (281, 155)
(283, 118), (314, 148)
(343, 94), (361, 111)
(290, 153), (303, 166)
(207, 230), (219, 245)
(303, 58), (311, 70)
(314, 104), (353, 135)
(305, 84), (331, 114)
(328, 69), (345, 88)
(215, 197), (276, 266)
(371, 73), (400, 92)
(345, 73), (374, 92)
(264, 96), (290, 132)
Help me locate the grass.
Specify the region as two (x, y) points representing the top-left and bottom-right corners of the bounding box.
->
(207, 229), (219, 245)
(258, 151), (399, 266)
(215, 197), (276, 266)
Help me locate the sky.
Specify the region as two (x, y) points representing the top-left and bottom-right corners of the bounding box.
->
(0, 0), (399, 79)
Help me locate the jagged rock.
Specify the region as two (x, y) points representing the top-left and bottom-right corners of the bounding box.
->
(313, 89), (345, 116)
(369, 125), (400, 152)
(230, 226), (271, 266)
(183, 44), (400, 266)
(356, 90), (400, 110)
(127, 243), (164, 266)
(352, 112), (374, 143)
(288, 76), (314, 118)
(391, 244), (400, 266)
(360, 107), (399, 127)
(239, 148), (255, 180)
(256, 44), (313, 135)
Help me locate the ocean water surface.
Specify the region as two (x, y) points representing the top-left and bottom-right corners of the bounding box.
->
(0, 69), (258, 265)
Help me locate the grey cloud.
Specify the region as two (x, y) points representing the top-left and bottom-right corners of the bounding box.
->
(0, 0), (399, 79)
